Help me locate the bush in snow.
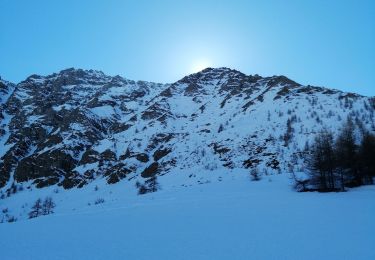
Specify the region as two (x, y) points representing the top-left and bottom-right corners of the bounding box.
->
(137, 184), (148, 195)
(291, 171), (310, 192)
(6, 215), (17, 223)
(136, 181), (147, 195)
(0, 208), (16, 223)
(137, 175), (160, 195)
(250, 168), (261, 181)
(218, 124), (224, 133)
(94, 198), (105, 205)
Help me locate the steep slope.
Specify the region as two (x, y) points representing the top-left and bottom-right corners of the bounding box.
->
(0, 78), (15, 106)
(0, 69), (166, 189)
(0, 78), (17, 187)
(0, 67), (374, 194)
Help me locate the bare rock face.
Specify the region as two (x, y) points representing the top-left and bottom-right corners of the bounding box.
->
(14, 150), (76, 183)
(0, 67), (374, 192)
(141, 162), (159, 178)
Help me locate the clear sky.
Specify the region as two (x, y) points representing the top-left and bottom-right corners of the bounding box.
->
(1, 0), (374, 96)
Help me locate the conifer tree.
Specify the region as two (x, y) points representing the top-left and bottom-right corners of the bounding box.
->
(359, 132), (375, 184)
(335, 118), (360, 187)
(306, 130), (336, 191)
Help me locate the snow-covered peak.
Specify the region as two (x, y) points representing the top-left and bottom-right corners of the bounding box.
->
(0, 67), (374, 193)
(20, 68), (113, 88)
(178, 67), (248, 84)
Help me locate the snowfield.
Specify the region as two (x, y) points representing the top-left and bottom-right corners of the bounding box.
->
(1, 172), (374, 260)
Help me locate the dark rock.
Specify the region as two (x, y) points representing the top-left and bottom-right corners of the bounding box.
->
(153, 148), (171, 161)
(141, 162), (159, 178)
(135, 153), (149, 163)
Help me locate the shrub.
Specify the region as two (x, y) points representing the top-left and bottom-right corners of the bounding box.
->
(250, 168), (261, 181)
(94, 198), (105, 205)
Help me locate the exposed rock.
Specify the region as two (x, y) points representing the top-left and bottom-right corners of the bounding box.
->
(135, 153), (149, 163)
(141, 162), (159, 178)
(153, 148), (171, 161)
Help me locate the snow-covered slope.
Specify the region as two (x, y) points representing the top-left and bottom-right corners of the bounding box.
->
(0, 173), (374, 260)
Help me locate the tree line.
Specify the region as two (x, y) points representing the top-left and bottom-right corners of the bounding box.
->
(294, 118), (375, 192)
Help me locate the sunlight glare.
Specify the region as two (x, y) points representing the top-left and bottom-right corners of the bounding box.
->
(190, 60), (212, 73)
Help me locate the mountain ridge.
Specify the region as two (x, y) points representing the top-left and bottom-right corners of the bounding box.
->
(0, 67), (374, 193)
(3, 67), (370, 98)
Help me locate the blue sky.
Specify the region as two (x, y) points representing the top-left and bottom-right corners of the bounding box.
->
(1, 0), (374, 96)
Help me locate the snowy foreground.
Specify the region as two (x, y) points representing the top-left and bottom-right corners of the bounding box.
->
(1, 172), (375, 260)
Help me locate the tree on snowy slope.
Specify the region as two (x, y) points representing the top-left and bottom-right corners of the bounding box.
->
(335, 118), (360, 187)
(306, 130), (337, 191)
(28, 198), (43, 219)
(136, 175), (160, 195)
(42, 197), (56, 215)
(145, 175), (159, 193)
(300, 118), (375, 192)
(283, 118), (294, 146)
(136, 181), (148, 195)
(358, 131), (375, 185)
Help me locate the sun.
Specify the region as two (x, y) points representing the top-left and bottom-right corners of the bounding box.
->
(190, 59), (212, 73)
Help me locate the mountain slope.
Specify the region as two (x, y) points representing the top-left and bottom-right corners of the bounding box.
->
(0, 67), (374, 194)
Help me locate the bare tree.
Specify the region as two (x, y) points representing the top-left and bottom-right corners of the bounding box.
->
(145, 175), (159, 193)
(42, 197), (56, 215)
(137, 176), (160, 195)
(29, 198), (43, 219)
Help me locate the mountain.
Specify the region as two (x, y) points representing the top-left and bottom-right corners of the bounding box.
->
(0, 67), (374, 193)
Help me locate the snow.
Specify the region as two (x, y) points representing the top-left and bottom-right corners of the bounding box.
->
(90, 105), (116, 118)
(26, 115), (44, 125)
(93, 138), (115, 153)
(99, 86), (128, 100)
(0, 173), (374, 260)
(53, 104), (73, 111)
(74, 162), (99, 175)
(70, 123), (86, 132)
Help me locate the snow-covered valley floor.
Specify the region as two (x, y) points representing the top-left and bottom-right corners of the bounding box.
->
(1, 172), (374, 260)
